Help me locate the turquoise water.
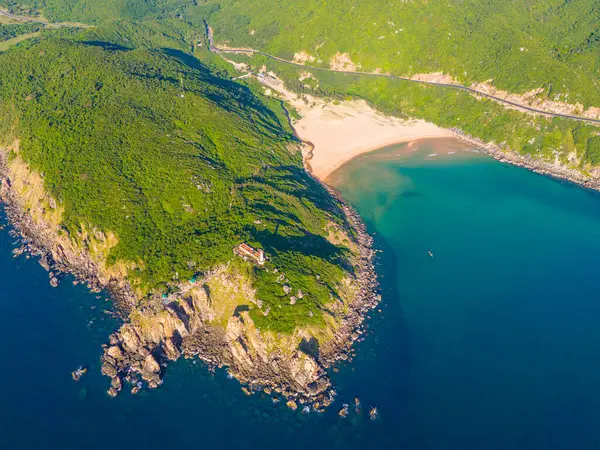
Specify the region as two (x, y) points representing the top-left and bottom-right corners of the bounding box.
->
(2, 138), (600, 449)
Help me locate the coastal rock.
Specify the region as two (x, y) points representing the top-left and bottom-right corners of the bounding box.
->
(39, 255), (50, 271)
(111, 376), (122, 392)
(142, 354), (160, 374)
(106, 345), (124, 361)
(162, 338), (180, 360)
(289, 351), (321, 389)
(101, 361), (117, 378)
(49, 277), (59, 288)
(107, 387), (118, 398)
(286, 400), (298, 410)
(119, 326), (142, 352)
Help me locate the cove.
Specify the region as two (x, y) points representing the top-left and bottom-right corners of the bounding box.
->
(2, 138), (600, 449)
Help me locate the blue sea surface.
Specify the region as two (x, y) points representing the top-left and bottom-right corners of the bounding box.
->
(2, 138), (600, 449)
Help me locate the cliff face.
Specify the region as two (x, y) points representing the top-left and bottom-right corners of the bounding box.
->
(102, 280), (331, 400)
(0, 142), (138, 309)
(0, 143), (379, 407)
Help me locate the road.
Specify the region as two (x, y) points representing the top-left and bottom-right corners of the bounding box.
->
(0, 8), (47, 24)
(205, 22), (600, 125)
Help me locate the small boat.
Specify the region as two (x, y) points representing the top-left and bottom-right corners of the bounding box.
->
(428, 250), (434, 258)
(369, 406), (379, 421)
(71, 366), (87, 381)
(338, 403), (349, 418)
(355, 397), (361, 413)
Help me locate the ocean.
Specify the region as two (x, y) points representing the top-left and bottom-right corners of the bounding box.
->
(2, 138), (600, 449)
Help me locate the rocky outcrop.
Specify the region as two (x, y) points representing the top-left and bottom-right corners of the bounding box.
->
(452, 129), (600, 191)
(100, 287), (335, 403)
(0, 148), (137, 312)
(0, 144), (380, 408)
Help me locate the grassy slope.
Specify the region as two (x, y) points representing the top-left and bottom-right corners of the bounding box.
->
(0, 33), (353, 333)
(7, 0), (600, 168)
(205, 0), (600, 107)
(15, 0), (600, 106)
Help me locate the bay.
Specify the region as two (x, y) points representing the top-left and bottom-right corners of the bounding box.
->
(2, 138), (600, 449)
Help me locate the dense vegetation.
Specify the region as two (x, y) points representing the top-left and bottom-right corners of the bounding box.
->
(222, 51), (600, 168)
(0, 22), (40, 41)
(6, 0), (600, 107)
(0, 34), (352, 332)
(2, 0), (600, 332)
(205, 0), (600, 108)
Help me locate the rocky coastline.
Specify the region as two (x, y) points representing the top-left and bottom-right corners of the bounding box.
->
(98, 185), (380, 407)
(452, 129), (600, 192)
(0, 146), (381, 410)
(0, 153), (137, 313)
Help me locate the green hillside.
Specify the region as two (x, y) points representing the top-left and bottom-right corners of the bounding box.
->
(6, 0), (599, 106)
(0, 35), (354, 332)
(1, 0), (600, 334)
(205, 0), (600, 107)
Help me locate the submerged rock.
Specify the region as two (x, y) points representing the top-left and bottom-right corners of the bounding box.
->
(286, 400), (298, 411)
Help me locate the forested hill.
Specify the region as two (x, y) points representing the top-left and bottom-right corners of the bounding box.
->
(206, 0), (600, 108)
(0, 33), (355, 332)
(4, 0), (600, 107)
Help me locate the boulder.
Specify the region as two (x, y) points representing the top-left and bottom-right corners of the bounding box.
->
(106, 345), (124, 361)
(286, 400), (298, 411)
(101, 361), (117, 378)
(143, 354), (160, 374)
(111, 376), (122, 392)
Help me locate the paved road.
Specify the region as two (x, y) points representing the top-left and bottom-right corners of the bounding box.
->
(205, 22), (600, 125)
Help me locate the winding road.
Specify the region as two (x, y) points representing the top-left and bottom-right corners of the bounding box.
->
(205, 22), (600, 125)
(3, 9), (599, 125)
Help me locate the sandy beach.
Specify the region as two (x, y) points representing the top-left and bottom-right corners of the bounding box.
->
(255, 70), (454, 181)
(294, 101), (454, 180)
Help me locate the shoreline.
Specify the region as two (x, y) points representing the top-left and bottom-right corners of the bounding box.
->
(291, 100), (600, 192)
(0, 146), (381, 409)
(451, 129), (600, 192)
(247, 67), (600, 192)
(292, 102), (454, 181)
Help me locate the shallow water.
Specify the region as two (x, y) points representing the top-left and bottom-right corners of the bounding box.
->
(2, 138), (600, 449)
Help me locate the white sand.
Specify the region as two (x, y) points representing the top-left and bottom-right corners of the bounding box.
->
(256, 71), (454, 181)
(294, 101), (454, 179)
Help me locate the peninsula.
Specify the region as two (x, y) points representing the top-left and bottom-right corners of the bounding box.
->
(0, 25), (378, 405)
(2, 0), (600, 407)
